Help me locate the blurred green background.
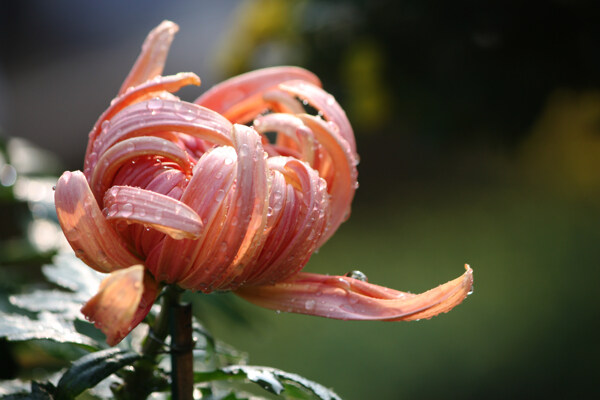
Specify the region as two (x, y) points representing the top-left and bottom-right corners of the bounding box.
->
(2, 0), (600, 398)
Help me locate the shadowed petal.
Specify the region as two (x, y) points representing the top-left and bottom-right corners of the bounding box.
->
(81, 265), (160, 346)
(236, 266), (473, 321)
(90, 136), (192, 201)
(54, 171), (142, 273)
(103, 186), (203, 240)
(195, 66), (321, 123)
(119, 20), (179, 95)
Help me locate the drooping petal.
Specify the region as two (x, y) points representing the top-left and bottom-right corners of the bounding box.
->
(90, 136), (193, 201)
(119, 20), (179, 95)
(195, 66), (321, 123)
(54, 171), (142, 273)
(103, 186), (203, 240)
(236, 266), (473, 321)
(81, 265), (160, 346)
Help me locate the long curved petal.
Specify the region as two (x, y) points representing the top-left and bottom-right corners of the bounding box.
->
(119, 20), (179, 95)
(103, 186), (203, 240)
(54, 171), (142, 273)
(236, 266), (473, 321)
(81, 265), (160, 346)
(195, 66), (321, 123)
(84, 72), (200, 177)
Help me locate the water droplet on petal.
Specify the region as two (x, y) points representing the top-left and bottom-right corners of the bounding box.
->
(121, 203), (134, 218)
(344, 270), (368, 282)
(146, 98), (163, 114)
(305, 299), (316, 311)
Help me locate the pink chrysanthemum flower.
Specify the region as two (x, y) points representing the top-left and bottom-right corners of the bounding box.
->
(54, 21), (473, 345)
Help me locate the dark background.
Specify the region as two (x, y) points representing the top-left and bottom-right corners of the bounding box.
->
(1, 0), (600, 398)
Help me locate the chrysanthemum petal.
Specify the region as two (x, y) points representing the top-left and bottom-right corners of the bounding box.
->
(89, 99), (232, 170)
(278, 80), (357, 156)
(119, 20), (179, 95)
(81, 265), (160, 346)
(85, 72), (201, 177)
(90, 136), (192, 201)
(103, 186), (203, 240)
(54, 171), (142, 273)
(236, 266), (473, 321)
(298, 115), (357, 245)
(195, 66), (321, 123)
(153, 146), (238, 284)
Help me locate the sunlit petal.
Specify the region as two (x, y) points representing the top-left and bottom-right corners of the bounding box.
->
(84, 72), (200, 178)
(195, 66), (321, 123)
(81, 265), (160, 346)
(54, 171), (142, 273)
(119, 20), (179, 94)
(103, 186), (203, 240)
(154, 146), (237, 284)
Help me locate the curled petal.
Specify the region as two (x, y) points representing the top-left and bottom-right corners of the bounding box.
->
(54, 171), (142, 273)
(81, 265), (160, 346)
(195, 66), (321, 123)
(246, 157), (329, 285)
(89, 99), (232, 171)
(298, 115), (358, 245)
(254, 113), (316, 165)
(119, 20), (179, 94)
(85, 72), (200, 177)
(236, 266), (473, 321)
(90, 136), (193, 201)
(278, 80), (357, 157)
(103, 186), (203, 240)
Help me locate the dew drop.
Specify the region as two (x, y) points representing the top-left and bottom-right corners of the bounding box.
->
(215, 189), (225, 202)
(146, 98), (163, 114)
(121, 203), (134, 218)
(345, 270), (368, 282)
(304, 299), (316, 311)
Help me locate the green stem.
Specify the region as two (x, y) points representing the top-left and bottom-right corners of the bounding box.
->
(116, 285), (183, 400)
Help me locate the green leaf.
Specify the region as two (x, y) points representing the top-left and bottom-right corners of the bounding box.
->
(41, 253), (103, 296)
(0, 381), (57, 400)
(0, 311), (95, 346)
(194, 365), (342, 400)
(55, 348), (141, 400)
(9, 290), (84, 318)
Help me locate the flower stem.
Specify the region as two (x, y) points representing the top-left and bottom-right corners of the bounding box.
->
(170, 302), (194, 399)
(117, 285), (188, 400)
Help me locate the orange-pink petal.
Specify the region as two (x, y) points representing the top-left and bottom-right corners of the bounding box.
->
(81, 265), (160, 346)
(84, 72), (200, 177)
(90, 136), (192, 202)
(119, 20), (179, 95)
(54, 171), (142, 273)
(195, 66), (321, 123)
(103, 186), (203, 240)
(153, 146), (238, 284)
(236, 266), (473, 321)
